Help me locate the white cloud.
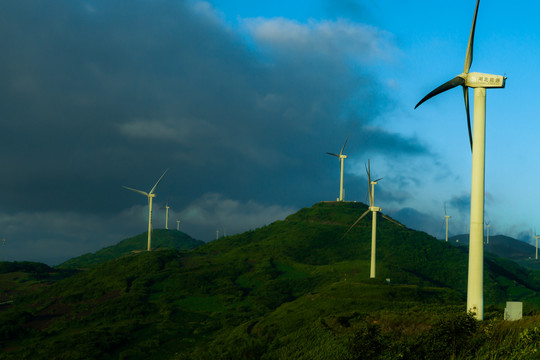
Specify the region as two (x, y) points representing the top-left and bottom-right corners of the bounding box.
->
(177, 193), (296, 240)
(242, 17), (397, 63)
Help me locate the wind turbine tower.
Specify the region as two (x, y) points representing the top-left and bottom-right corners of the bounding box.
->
(165, 202), (170, 230)
(342, 160), (401, 278)
(485, 222), (490, 245)
(415, 0), (506, 320)
(445, 205), (451, 242)
(327, 135), (349, 202)
(176, 220), (180, 231)
(123, 169), (169, 251)
(535, 230), (539, 260)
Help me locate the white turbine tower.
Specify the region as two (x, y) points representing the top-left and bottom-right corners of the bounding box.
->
(123, 169), (169, 251)
(165, 202), (170, 230)
(176, 220), (181, 231)
(415, 0), (505, 320)
(485, 221), (490, 245)
(343, 160), (402, 278)
(444, 204), (451, 242)
(327, 135), (349, 202)
(535, 229), (539, 260)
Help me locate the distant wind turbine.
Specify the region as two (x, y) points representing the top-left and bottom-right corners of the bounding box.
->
(216, 229), (220, 240)
(165, 202), (170, 230)
(535, 229), (539, 260)
(485, 221), (490, 245)
(176, 220), (181, 231)
(327, 135), (349, 202)
(444, 204), (451, 242)
(123, 169), (169, 251)
(414, 0), (506, 320)
(343, 160), (401, 278)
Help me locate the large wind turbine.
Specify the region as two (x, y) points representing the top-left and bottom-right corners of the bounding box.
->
(123, 169), (169, 251)
(343, 160), (401, 278)
(327, 135), (349, 202)
(415, 0), (506, 320)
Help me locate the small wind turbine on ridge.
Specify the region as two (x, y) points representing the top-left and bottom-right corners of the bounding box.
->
(485, 220), (490, 245)
(535, 229), (539, 260)
(176, 219), (181, 231)
(165, 200), (171, 230)
(415, 0), (506, 320)
(327, 135), (349, 202)
(444, 204), (451, 242)
(342, 160), (401, 278)
(123, 169), (169, 251)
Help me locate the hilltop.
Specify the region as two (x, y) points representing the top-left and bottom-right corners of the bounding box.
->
(56, 229), (204, 269)
(1, 202), (540, 359)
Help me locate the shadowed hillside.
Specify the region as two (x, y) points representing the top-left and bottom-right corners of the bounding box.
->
(449, 234), (540, 270)
(2, 202), (540, 359)
(56, 229), (204, 269)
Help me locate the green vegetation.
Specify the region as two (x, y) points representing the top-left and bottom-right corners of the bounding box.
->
(2, 202), (540, 359)
(57, 229), (204, 269)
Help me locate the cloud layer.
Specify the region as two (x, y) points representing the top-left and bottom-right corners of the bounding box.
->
(0, 0), (433, 263)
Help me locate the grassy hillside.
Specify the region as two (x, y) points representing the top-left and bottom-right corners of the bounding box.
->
(56, 229), (204, 269)
(2, 202), (540, 359)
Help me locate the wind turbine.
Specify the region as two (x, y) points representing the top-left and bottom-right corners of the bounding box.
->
(123, 169), (169, 251)
(415, 0), (506, 320)
(176, 219), (181, 231)
(343, 160), (401, 278)
(535, 229), (539, 260)
(485, 221), (490, 245)
(327, 135), (349, 202)
(165, 201), (170, 230)
(444, 204), (451, 242)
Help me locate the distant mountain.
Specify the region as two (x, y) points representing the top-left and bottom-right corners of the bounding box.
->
(448, 234), (540, 269)
(56, 229), (204, 269)
(2, 202), (540, 359)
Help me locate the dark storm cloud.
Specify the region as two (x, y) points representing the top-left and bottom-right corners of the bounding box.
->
(0, 1), (432, 261)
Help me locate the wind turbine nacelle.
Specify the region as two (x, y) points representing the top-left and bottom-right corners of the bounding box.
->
(369, 206), (381, 212)
(465, 72), (506, 88)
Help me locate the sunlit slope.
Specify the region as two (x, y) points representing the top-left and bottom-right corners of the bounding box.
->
(3, 202), (540, 359)
(56, 229), (204, 269)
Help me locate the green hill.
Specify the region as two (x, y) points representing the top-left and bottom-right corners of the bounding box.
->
(56, 229), (205, 269)
(2, 202), (540, 359)
(449, 234), (540, 270)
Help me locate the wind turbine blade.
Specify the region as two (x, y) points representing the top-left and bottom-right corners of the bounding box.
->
(414, 76), (466, 109)
(339, 135), (350, 156)
(382, 214), (404, 227)
(327, 152), (339, 157)
(122, 186), (149, 197)
(463, 86), (473, 150)
(365, 160), (372, 205)
(342, 209), (371, 239)
(444, 203), (447, 216)
(373, 177), (383, 183)
(149, 168), (169, 195)
(464, 0), (480, 73)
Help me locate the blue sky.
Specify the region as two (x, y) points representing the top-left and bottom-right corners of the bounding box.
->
(1, 0), (540, 264)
